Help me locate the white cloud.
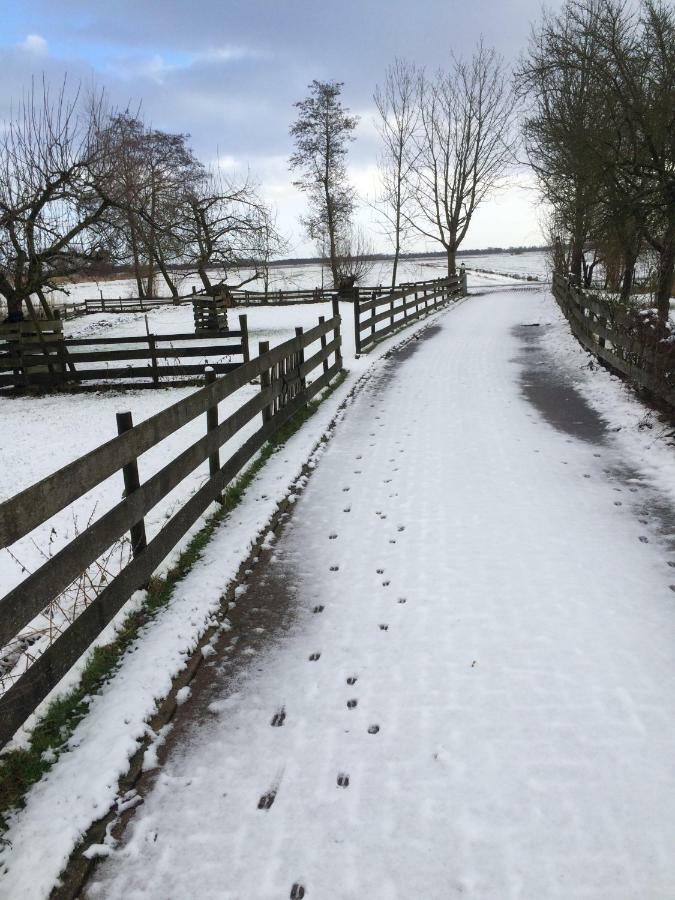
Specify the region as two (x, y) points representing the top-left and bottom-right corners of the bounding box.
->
(197, 45), (264, 64)
(17, 34), (48, 56)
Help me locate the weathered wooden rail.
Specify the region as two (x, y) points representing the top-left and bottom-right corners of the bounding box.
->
(552, 272), (675, 409)
(0, 316), (250, 390)
(83, 296), (175, 314)
(352, 274), (465, 355)
(0, 303), (342, 747)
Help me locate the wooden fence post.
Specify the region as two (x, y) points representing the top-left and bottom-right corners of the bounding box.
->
(295, 326), (306, 396)
(259, 341), (273, 424)
(353, 291), (361, 356)
(370, 292), (377, 341)
(332, 297), (343, 369)
(239, 313), (250, 363)
(148, 334), (159, 386)
(205, 368), (223, 502)
(116, 411), (147, 557)
(319, 316), (329, 376)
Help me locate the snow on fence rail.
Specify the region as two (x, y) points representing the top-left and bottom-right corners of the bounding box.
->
(0, 316), (250, 390)
(353, 273), (465, 355)
(552, 272), (675, 409)
(0, 304), (343, 747)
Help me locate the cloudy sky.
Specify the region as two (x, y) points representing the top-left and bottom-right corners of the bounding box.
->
(0, 0), (554, 257)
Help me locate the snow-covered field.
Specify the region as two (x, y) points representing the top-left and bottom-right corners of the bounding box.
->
(20, 251), (548, 310)
(3, 278), (675, 898)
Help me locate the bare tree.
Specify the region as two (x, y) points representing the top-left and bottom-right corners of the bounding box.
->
(181, 167), (280, 296)
(289, 81), (359, 288)
(520, 0), (675, 319)
(516, 3), (605, 286)
(101, 113), (203, 299)
(373, 60), (421, 288)
(410, 43), (516, 275)
(0, 79), (115, 321)
(335, 226), (375, 288)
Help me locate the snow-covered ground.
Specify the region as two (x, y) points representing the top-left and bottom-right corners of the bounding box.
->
(0, 301), (352, 599)
(3, 279), (675, 898)
(4, 251), (547, 312)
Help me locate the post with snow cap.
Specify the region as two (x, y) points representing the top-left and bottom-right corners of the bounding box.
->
(116, 411), (147, 557)
(205, 367), (223, 503)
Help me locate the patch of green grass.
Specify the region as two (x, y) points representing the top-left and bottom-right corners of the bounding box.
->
(0, 370), (347, 841)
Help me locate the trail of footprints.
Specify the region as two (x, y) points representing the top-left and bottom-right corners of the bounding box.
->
(262, 419), (413, 900)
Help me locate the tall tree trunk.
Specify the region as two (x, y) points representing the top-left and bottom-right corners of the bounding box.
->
(4, 292), (24, 322)
(655, 232), (675, 326)
(128, 214), (145, 299)
(154, 250), (179, 300)
(619, 246), (639, 303)
(446, 245), (457, 277)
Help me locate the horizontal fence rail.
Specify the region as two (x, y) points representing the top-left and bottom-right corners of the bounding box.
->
(552, 272), (675, 409)
(0, 302), (343, 746)
(83, 296), (175, 314)
(353, 274), (465, 355)
(0, 316), (250, 390)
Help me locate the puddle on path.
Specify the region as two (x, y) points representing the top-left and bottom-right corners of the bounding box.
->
(513, 322), (675, 553)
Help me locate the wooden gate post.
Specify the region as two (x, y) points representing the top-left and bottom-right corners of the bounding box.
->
(116, 411), (147, 557)
(205, 368), (223, 502)
(331, 298), (343, 369)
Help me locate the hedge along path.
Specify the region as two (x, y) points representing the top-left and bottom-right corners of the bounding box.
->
(0, 304), (343, 748)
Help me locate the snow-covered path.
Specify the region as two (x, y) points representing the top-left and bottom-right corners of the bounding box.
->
(90, 286), (675, 899)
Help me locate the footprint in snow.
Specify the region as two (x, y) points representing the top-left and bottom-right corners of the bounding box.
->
(337, 773), (350, 788)
(347, 698), (358, 709)
(346, 676), (358, 685)
(329, 533), (338, 540)
(398, 598), (407, 604)
(379, 624), (389, 630)
(271, 708), (286, 727)
(258, 790), (276, 810)
(290, 884), (305, 899)
(313, 605), (324, 614)
(368, 725), (380, 735)
(330, 565), (339, 572)
(309, 653), (321, 661)
(376, 568), (384, 574)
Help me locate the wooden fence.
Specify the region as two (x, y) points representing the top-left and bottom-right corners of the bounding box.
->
(0, 304), (342, 747)
(352, 273), (465, 355)
(0, 315), (250, 390)
(83, 296), (175, 314)
(552, 272), (675, 409)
